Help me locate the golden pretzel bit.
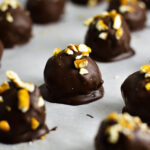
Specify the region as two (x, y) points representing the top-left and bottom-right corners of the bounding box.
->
(52, 44), (92, 75)
(6, 70), (35, 92)
(140, 65), (150, 91)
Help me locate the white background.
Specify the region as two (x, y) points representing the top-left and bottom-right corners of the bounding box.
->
(0, 0), (150, 150)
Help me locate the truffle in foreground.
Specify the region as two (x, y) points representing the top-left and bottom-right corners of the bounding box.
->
(95, 112), (150, 150)
(40, 44), (104, 105)
(0, 70), (49, 144)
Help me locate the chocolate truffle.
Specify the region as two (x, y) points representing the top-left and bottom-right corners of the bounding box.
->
(84, 10), (135, 62)
(0, 41), (3, 64)
(26, 0), (66, 24)
(107, 0), (147, 31)
(0, 0), (32, 48)
(40, 44), (104, 105)
(121, 64), (150, 125)
(71, 0), (101, 7)
(0, 70), (49, 144)
(95, 112), (150, 150)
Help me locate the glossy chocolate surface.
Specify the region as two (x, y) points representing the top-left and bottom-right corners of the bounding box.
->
(121, 71), (150, 124)
(108, 0), (147, 31)
(26, 0), (66, 24)
(40, 46), (104, 105)
(95, 113), (150, 150)
(85, 12), (135, 62)
(0, 6), (32, 48)
(0, 73), (49, 144)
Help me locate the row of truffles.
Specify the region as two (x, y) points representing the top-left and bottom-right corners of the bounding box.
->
(0, 0), (32, 48)
(107, 0), (147, 31)
(40, 44), (104, 105)
(0, 70), (49, 144)
(84, 10), (135, 62)
(26, 0), (66, 24)
(95, 112), (150, 150)
(121, 64), (150, 125)
(71, 0), (101, 7)
(0, 0), (66, 48)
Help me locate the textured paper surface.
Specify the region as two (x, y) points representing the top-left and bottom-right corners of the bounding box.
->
(0, 1), (150, 150)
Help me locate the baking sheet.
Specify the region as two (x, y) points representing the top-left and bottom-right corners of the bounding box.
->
(0, 0), (150, 150)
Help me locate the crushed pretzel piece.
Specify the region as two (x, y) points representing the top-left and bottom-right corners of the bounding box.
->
(113, 14), (122, 30)
(64, 48), (74, 55)
(0, 81), (10, 94)
(99, 32), (108, 40)
(74, 59), (88, 69)
(145, 83), (150, 91)
(6, 70), (35, 92)
(0, 96), (4, 103)
(37, 96), (45, 107)
(116, 28), (123, 40)
(6, 12), (14, 22)
(79, 68), (89, 75)
(53, 48), (62, 56)
(96, 20), (108, 31)
(67, 44), (78, 52)
(0, 120), (10, 132)
(18, 89), (30, 113)
(31, 117), (39, 130)
(140, 64), (150, 73)
(0, 0), (19, 12)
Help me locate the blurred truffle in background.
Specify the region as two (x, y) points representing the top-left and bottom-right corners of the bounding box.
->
(0, 0), (32, 48)
(107, 0), (147, 31)
(26, 0), (66, 24)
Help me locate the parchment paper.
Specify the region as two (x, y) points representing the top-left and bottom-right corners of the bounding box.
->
(0, 0), (150, 150)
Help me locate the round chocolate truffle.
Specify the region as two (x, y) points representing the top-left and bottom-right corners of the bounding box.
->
(108, 0), (147, 31)
(95, 112), (150, 150)
(0, 0), (32, 48)
(40, 44), (104, 105)
(26, 0), (66, 24)
(84, 10), (135, 62)
(0, 70), (49, 144)
(71, 0), (101, 7)
(0, 41), (4, 64)
(121, 64), (150, 125)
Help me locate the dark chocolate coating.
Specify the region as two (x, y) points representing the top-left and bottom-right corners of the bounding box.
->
(26, 0), (66, 24)
(0, 6), (32, 48)
(85, 15), (135, 62)
(40, 51), (104, 105)
(71, 0), (101, 5)
(108, 0), (147, 31)
(121, 71), (150, 125)
(0, 82), (49, 144)
(0, 41), (3, 64)
(95, 119), (150, 150)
